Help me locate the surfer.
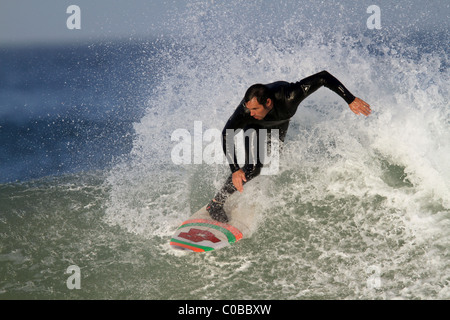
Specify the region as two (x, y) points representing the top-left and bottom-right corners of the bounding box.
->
(206, 70), (372, 222)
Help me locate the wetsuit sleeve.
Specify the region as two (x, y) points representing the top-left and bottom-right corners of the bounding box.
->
(291, 70), (356, 105)
(222, 101), (249, 173)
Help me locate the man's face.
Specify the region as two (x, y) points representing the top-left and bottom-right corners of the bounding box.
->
(245, 97), (272, 120)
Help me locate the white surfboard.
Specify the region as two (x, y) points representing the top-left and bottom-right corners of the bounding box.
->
(170, 200), (254, 252)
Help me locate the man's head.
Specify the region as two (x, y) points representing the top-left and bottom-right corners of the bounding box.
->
(244, 84), (273, 120)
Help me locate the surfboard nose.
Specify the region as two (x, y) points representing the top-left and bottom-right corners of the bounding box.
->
(170, 204), (250, 253)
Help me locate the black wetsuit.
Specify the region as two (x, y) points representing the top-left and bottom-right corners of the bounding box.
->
(213, 70), (356, 204)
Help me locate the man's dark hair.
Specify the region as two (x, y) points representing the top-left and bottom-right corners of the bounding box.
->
(244, 84), (273, 108)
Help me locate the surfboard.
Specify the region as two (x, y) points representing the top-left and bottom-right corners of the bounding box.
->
(170, 201), (253, 252)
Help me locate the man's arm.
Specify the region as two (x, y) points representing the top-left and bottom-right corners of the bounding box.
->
(221, 101), (249, 173)
(290, 70), (371, 116)
(293, 70), (355, 103)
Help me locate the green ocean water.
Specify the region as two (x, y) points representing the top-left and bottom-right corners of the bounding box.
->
(1, 153), (448, 299)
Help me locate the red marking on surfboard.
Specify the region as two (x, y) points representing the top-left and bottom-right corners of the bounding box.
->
(181, 219), (243, 241)
(178, 228), (221, 243)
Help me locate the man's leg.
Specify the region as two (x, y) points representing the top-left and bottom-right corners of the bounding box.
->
(207, 122), (289, 222)
(207, 164), (262, 222)
(207, 125), (263, 222)
(210, 163), (262, 203)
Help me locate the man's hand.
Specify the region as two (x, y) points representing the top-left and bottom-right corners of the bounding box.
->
(349, 97), (372, 116)
(232, 169), (247, 193)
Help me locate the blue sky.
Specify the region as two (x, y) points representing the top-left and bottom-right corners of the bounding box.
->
(0, 0), (448, 46)
(0, 0), (185, 45)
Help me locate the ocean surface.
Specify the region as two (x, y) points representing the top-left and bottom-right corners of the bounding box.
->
(1, 2), (449, 299)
